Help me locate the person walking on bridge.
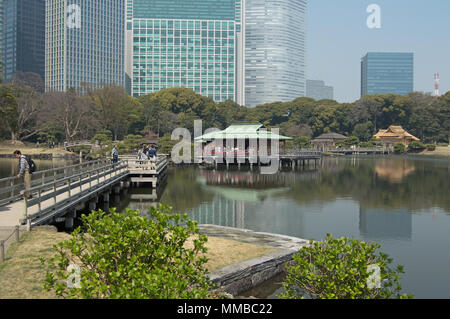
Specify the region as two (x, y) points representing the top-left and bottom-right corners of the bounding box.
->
(14, 150), (32, 199)
(111, 145), (119, 164)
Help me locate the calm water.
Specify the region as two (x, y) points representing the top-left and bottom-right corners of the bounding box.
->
(1, 156), (449, 298)
(0, 158), (77, 179)
(122, 156), (450, 299)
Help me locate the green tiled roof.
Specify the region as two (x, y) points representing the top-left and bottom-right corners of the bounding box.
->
(195, 124), (292, 141)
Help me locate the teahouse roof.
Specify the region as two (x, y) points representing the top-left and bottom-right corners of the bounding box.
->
(194, 123), (292, 142)
(312, 132), (347, 143)
(374, 125), (419, 141)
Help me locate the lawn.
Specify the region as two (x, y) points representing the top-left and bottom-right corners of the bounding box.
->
(0, 227), (274, 299)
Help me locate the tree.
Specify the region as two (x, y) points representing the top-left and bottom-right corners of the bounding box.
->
(353, 95), (382, 132)
(10, 71), (45, 93)
(353, 122), (374, 142)
(8, 84), (45, 141)
(89, 85), (142, 140)
(278, 234), (412, 299)
(43, 89), (94, 142)
(42, 206), (212, 299)
(0, 86), (19, 142)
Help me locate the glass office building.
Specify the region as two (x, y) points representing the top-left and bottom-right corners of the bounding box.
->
(46, 0), (125, 92)
(306, 80), (334, 101)
(1, 0), (45, 82)
(245, 0), (307, 108)
(361, 52), (414, 97)
(126, 0), (244, 103)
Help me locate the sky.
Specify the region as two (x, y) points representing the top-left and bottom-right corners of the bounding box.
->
(307, 0), (450, 102)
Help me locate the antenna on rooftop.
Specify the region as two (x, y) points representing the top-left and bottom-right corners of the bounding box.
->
(434, 72), (440, 97)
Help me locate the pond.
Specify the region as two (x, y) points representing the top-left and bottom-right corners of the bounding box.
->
(122, 156), (450, 299)
(1, 155), (449, 298)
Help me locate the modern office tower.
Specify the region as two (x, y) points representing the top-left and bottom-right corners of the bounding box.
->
(45, 0), (125, 92)
(126, 0), (244, 104)
(0, 0), (3, 71)
(1, 0), (45, 82)
(245, 0), (307, 108)
(361, 52), (414, 97)
(306, 80), (334, 100)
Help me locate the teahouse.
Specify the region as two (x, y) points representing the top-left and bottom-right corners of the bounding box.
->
(194, 123), (292, 157)
(373, 125), (419, 146)
(311, 132), (347, 150)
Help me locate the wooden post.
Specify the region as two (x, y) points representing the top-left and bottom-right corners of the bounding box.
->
(15, 226), (20, 242)
(0, 240), (4, 262)
(10, 179), (14, 198)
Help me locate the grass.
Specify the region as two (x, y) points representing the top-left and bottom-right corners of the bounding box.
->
(0, 227), (275, 299)
(0, 141), (73, 156)
(419, 146), (450, 157)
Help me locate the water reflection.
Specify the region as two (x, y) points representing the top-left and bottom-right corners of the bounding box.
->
(374, 158), (416, 183)
(359, 207), (412, 241)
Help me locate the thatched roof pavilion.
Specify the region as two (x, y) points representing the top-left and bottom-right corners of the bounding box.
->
(374, 125), (419, 146)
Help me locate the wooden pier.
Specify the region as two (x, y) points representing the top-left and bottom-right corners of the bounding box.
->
(197, 151), (322, 170)
(0, 156), (167, 229)
(323, 147), (390, 155)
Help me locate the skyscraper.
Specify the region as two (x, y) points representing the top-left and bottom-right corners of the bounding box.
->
(45, 0), (125, 92)
(126, 0), (244, 104)
(361, 52), (414, 97)
(1, 0), (45, 82)
(245, 0), (307, 108)
(306, 80), (334, 101)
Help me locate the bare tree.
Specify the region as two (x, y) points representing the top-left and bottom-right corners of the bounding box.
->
(8, 84), (46, 141)
(43, 89), (93, 142)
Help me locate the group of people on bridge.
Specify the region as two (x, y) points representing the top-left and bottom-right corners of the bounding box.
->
(138, 145), (158, 161)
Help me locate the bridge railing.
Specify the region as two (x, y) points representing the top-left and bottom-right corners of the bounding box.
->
(0, 159), (110, 207)
(21, 161), (128, 227)
(324, 147), (387, 153)
(121, 155), (168, 174)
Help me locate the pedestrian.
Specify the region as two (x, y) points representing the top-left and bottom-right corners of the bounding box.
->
(14, 150), (32, 199)
(148, 146), (156, 161)
(36, 141), (40, 148)
(111, 145), (119, 164)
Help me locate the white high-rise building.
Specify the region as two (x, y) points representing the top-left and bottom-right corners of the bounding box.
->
(45, 0), (125, 92)
(245, 0), (307, 107)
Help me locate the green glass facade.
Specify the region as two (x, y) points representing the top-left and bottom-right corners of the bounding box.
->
(127, 0), (243, 103)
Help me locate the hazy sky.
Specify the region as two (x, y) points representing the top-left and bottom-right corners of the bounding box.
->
(307, 0), (450, 102)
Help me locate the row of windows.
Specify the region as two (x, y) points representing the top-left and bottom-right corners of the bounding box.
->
(133, 19), (234, 30)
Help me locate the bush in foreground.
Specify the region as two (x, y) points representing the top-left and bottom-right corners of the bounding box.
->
(42, 206), (212, 299)
(278, 234), (412, 299)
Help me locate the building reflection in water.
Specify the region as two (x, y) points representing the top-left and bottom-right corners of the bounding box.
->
(359, 207), (412, 241)
(186, 170), (292, 229)
(375, 159), (416, 183)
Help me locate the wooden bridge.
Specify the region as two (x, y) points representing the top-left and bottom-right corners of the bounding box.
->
(63, 140), (94, 150)
(0, 156), (168, 229)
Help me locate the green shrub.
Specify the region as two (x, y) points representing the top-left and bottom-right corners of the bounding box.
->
(426, 144), (436, 151)
(90, 133), (112, 146)
(359, 142), (374, 148)
(394, 143), (405, 154)
(42, 206), (213, 299)
(407, 141), (426, 152)
(278, 234), (412, 299)
(336, 136), (359, 148)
